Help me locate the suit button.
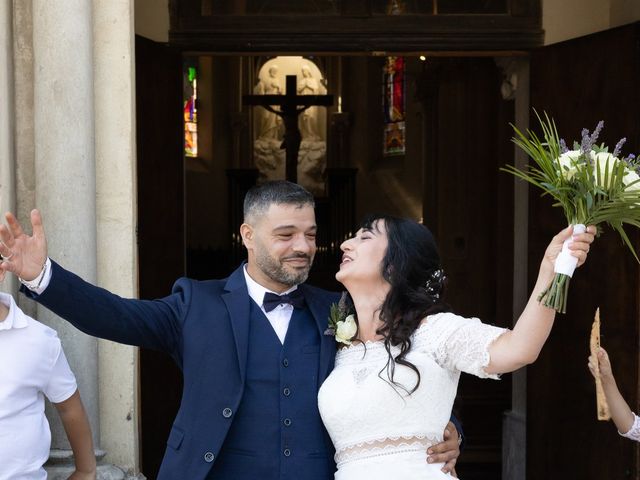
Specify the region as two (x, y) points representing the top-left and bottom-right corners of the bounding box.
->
(283, 448), (291, 457)
(282, 358), (289, 367)
(283, 418), (292, 426)
(283, 387), (291, 396)
(204, 451), (215, 463)
(222, 407), (233, 418)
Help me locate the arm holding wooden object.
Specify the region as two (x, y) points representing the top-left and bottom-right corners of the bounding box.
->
(588, 344), (639, 441)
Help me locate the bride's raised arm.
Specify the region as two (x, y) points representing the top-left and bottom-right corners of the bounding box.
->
(484, 225), (595, 375)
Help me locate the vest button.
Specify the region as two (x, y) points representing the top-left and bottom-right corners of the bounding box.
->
(222, 407), (233, 418)
(282, 358), (289, 367)
(283, 448), (291, 457)
(283, 418), (292, 426)
(204, 451), (215, 463)
(283, 387), (291, 396)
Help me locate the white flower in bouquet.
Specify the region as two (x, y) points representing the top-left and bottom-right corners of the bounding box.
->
(623, 169), (640, 192)
(557, 150), (581, 180)
(590, 151), (620, 189)
(504, 112), (640, 313)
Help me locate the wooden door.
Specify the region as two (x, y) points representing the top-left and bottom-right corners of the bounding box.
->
(135, 35), (185, 479)
(527, 23), (640, 480)
(420, 57), (515, 480)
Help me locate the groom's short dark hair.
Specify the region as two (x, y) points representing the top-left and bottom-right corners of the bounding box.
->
(243, 181), (315, 223)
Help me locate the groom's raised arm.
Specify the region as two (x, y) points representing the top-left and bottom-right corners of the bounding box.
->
(0, 210), (187, 360)
(23, 260), (188, 355)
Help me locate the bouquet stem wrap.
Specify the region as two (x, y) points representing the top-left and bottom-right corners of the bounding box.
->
(538, 224), (586, 313)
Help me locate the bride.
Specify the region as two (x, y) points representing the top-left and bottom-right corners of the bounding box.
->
(318, 214), (595, 479)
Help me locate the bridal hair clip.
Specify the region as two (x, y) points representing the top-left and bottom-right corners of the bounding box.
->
(424, 269), (446, 300)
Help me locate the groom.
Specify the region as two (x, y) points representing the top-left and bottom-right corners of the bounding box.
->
(0, 181), (461, 479)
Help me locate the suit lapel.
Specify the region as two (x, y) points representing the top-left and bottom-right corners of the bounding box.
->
(221, 266), (252, 385)
(301, 285), (336, 383)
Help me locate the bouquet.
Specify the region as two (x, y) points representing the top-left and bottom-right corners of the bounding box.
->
(503, 112), (640, 313)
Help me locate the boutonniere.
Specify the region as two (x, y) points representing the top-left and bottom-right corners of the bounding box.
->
(325, 292), (357, 345)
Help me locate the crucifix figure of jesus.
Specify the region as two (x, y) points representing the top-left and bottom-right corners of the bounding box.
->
(244, 75), (334, 183)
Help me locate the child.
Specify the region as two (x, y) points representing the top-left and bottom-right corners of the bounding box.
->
(588, 347), (640, 441)
(0, 292), (96, 479)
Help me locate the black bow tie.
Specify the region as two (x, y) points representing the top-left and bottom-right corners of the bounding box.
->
(263, 290), (305, 313)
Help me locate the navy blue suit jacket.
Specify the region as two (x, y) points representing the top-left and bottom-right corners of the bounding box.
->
(23, 262), (340, 479)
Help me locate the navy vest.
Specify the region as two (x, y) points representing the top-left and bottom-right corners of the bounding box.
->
(207, 300), (333, 479)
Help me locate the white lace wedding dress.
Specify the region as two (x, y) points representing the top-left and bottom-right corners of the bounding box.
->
(318, 312), (508, 480)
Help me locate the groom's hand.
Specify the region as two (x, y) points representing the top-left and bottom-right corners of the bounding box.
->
(0, 210), (48, 282)
(427, 421), (460, 474)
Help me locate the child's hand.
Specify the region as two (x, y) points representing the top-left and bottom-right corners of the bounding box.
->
(588, 347), (614, 381)
(67, 470), (96, 480)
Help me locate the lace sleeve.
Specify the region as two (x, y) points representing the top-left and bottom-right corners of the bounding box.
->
(620, 413), (640, 442)
(413, 312), (509, 379)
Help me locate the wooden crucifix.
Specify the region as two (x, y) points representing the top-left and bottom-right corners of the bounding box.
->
(244, 75), (333, 183)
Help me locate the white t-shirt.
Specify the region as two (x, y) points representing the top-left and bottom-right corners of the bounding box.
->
(0, 292), (78, 480)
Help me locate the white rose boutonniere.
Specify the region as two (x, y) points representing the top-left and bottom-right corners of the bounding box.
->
(325, 292), (357, 346)
(335, 315), (357, 345)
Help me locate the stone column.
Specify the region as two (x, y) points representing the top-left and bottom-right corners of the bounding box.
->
(0, 0), (17, 296)
(10, 0), (35, 311)
(93, 0), (142, 476)
(32, 1), (123, 478)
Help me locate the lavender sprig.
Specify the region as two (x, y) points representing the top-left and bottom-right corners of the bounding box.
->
(579, 121), (605, 159)
(590, 121), (604, 146)
(622, 153), (638, 172)
(613, 137), (626, 158)
(580, 128), (591, 154)
(559, 138), (569, 154)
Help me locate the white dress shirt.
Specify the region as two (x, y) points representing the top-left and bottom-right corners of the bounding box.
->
(243, 266), (300, 344)
(0, 292), (77, 480)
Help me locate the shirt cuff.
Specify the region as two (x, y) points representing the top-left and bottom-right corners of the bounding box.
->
(19, 257), (52, 295)
(620, 413), (640, 442)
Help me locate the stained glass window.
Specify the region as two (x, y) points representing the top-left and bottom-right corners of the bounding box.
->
(382, 56), (405, 157)
(183, 62), (198, 158)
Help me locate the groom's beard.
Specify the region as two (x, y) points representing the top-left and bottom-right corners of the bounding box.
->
(256, 250), (313, 287)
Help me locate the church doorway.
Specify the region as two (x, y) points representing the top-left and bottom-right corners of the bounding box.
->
(135, 41), (517, 477)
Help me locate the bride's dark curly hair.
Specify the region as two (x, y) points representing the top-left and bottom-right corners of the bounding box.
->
(352, 213), (450, 394)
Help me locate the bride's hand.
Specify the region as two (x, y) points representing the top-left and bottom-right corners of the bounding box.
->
(427, 421), (460, 473)
(541, 224), (596, 275)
